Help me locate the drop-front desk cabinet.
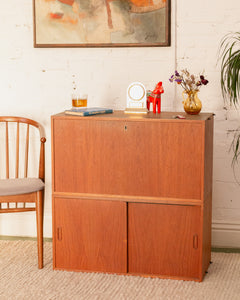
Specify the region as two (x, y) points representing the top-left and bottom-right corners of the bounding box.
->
(51, 111), (213, 282)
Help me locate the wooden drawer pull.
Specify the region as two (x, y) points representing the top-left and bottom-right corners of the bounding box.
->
(193, 234), (198, 249)
(57, 227), (62, 241)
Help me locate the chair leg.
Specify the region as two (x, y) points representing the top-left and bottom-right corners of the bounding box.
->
(36, 190), (44, 269)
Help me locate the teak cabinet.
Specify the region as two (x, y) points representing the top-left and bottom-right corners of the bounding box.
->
(51, 111), (213, 281)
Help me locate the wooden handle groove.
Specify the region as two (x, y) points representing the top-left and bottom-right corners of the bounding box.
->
(193, 234), (198, 249)
(57, 227), (62, 241)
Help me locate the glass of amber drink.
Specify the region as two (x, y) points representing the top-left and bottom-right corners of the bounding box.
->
(72, 93), (88, 109)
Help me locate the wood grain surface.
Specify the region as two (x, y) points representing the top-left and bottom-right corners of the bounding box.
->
(53, 118), (203, 199)
(51, 111), (213, 281)
(53, 197), (127, 273)
(128, 203), (201, 279)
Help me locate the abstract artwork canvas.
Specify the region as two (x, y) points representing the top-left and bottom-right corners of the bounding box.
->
(33, 0), (171, 47)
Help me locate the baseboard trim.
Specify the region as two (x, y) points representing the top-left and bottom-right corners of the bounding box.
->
(0, 235), (52, 242)
(0, 213), (52, 237)
(212, 247), (240, 253)
(212, 220), (240, 249)
(0, 235), (240, 253)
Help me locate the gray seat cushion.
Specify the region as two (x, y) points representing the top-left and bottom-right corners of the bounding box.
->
(0, 178), (45, 196)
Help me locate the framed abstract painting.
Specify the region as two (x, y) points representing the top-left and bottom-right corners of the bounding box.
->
(33, 0), (171, 47)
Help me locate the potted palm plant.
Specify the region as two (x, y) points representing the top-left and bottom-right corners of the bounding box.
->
(219, 32), (240, 165)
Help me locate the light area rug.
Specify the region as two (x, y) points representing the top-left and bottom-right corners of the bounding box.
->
(0, 240), (240, 300)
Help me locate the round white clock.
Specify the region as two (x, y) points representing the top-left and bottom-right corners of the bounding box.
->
(125, 82), (148, 113)
(128, 83), (146, 101)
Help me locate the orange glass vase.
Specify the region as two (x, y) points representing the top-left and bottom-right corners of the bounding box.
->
(182, 90), (202, 115)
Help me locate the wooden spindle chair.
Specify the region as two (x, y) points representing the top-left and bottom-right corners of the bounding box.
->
(0, 117), (46, 268)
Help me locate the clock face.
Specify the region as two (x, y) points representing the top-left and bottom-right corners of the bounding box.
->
(128, 83), (145, 101)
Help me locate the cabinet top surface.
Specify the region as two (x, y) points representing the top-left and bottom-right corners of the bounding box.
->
(52, 111), (213, 122)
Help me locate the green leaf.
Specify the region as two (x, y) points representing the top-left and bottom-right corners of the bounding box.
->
(219, 32), (240, 106)
(231, 130), (240, 167)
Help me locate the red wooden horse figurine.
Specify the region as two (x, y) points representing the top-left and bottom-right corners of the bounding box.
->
(147, 82), (164, 113)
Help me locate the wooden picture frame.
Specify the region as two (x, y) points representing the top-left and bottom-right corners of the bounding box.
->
(33, 0), (171, 48)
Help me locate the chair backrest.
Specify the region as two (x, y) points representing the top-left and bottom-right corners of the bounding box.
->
(0, 117), (46, 181)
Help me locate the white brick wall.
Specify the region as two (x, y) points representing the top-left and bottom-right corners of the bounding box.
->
(0, 0), (240, 247)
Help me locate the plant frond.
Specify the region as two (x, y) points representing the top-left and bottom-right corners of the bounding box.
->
(219, 32), (240, 106)
(231, 130), (240, 167)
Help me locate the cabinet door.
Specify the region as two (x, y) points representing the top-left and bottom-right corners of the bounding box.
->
(128, 203), (201, 280)
(53, 198), (127, 273)
(53, 119), (203, 199)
